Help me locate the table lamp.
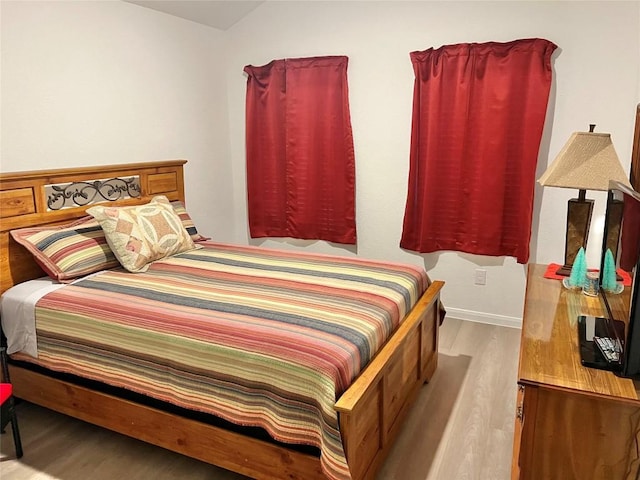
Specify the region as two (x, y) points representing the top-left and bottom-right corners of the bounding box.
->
(538, 125), (632, 276)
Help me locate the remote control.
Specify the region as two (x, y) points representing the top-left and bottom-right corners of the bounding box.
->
(594, 336), (620, 363)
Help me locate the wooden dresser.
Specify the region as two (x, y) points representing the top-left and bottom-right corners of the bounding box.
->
(512, 264), (640, 480)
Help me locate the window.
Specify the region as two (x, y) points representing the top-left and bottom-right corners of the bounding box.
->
(400, 39), (557, 263)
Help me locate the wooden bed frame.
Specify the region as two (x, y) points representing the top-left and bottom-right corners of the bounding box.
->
(0, 160), (444, 480)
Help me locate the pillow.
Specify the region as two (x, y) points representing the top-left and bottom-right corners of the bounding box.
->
(10, 216), (120, 282)
(170, 200), (210, 242)
(86, 195), (200, 273)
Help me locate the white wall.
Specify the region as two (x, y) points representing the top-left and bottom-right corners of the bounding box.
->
(224, 1), (640, 326)
(2, 1), (639, 327)
(0, 0), (235, 239)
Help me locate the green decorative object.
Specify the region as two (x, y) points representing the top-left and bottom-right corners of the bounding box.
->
(602, 249), (616, 292)
(563, 247), (587, 289)
(602, 248), (624, 293)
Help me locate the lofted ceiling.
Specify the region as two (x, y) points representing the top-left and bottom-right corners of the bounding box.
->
(123, 1), (263, 30)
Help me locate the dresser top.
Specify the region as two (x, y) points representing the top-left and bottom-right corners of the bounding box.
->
(518, 264), (639, 402)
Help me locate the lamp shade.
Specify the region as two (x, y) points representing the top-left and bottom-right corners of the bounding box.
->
(538, 132), (631, 191)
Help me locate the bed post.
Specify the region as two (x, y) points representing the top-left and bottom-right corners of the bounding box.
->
(336, 281), (444, 480)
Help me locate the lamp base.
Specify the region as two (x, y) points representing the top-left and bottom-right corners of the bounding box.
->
(603, 198), (624, 263)
(555, 265), (573, 277)
(560, 194), (594, 276)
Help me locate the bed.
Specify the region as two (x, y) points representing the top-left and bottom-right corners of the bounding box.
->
(0, 160), (444, 480)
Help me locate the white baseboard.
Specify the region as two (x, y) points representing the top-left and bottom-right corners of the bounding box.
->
(445, 307), (522, 329)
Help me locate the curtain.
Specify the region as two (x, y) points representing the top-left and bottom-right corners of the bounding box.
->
(400, 38), (557, 263)
(244, 56), (356, 244)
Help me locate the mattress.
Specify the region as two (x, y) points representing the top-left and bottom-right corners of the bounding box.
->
(3, 242), (429, 480)
(1, 276), (65, 357)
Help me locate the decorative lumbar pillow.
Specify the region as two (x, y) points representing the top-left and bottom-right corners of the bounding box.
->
(10, 216), (120, 282)
(170, 200), (210, 242)
(87, 195), (200, 272)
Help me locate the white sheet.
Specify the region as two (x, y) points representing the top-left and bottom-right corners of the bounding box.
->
(1, 277), (65, 358)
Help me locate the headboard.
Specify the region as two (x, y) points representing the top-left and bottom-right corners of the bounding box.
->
(0, 160), (187, 294)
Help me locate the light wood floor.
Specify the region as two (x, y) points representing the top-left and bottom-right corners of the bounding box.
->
(0, 318), (521, 480)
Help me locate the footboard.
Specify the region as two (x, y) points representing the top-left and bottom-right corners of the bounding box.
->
(335, 280), (444, 480)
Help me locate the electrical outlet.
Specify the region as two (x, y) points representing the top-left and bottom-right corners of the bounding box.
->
(474, 269), (487, 285)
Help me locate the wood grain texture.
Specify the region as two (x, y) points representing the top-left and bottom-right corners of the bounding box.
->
(9, 367), (324, 480)
(336, 282), (442, 479)
(518, 264), (638, 399)
(514, 264), (640, 480)
(526, 388), (640, 480)
(0, 188), (36, 217)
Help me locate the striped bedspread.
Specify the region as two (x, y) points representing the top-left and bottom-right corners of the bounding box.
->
(19, 242), (429, 480)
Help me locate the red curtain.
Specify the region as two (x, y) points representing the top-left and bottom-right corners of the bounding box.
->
(400, 39), (557, 263)
(244, 56), (356, 244)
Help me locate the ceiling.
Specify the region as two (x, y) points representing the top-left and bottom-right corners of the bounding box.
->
(124, 1), (264, 30)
